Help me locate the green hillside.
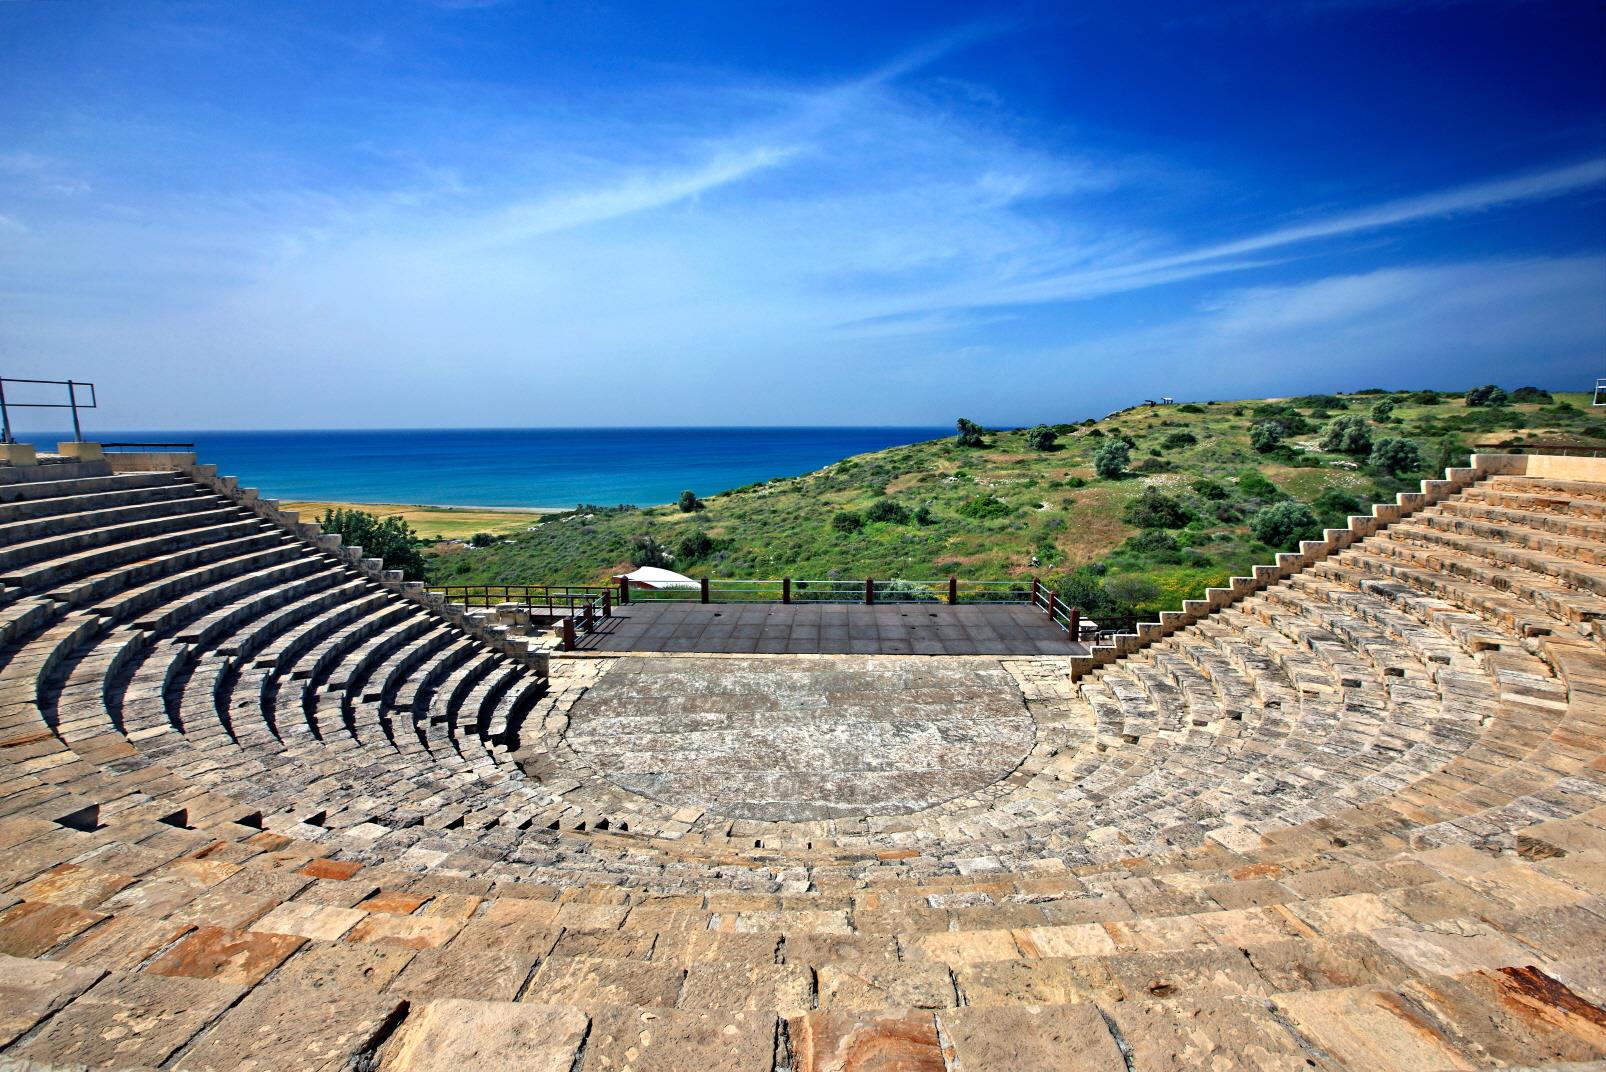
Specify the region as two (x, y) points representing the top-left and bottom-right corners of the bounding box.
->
(424, 387), (1604, 618)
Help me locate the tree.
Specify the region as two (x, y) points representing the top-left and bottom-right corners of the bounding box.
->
(1191, 478), (1229, 500)
(955, 418), (985, 447)
(677, 490), (700, 513)
(631, 533), (670, 568)
(319, 508), (427, 581)
(1025, 426), (1058, 451)
(1122, 486), (1191, 529)
(1370, 399), (1396, 423)
(1369, 437), (1423, 477)
(1250, 501), (1321, 548)
(1510, 386), (1553, 404)
(1465, 384), (1508, 408)
(469, 532), (497, 548)
(1320, 415), (1373, 456)
(830, 511), (863, 533)
(1249, 420), (1286, 453)
(1093, 439), (1130, 479)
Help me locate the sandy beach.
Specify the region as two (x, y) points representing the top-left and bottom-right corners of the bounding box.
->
(281, 500), (560, 540)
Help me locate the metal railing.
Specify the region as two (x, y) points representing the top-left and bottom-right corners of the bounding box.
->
(423, 584), (614, 653)
(423, 583), (612, 615)
(0, 376), (97, 444)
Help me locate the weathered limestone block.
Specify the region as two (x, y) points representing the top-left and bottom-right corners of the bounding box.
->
(381, 999), (589, 1072)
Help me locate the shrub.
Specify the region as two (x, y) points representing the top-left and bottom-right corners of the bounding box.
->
(1369, 437), (1424, 476)
(1102, 574), (1161, 612)
(1510, 386), (1553, 404)
(864, 499), (910, 524)
(1124, 529), (1179, 554)
(1236, 469), (1282, 500)
(1294, 394), (1348, 411)
(1064, 475), (1088, 488)
(1251, 404), (1313, 434)
(1465, 384), (1508, 407)
(1249, 420), (1286, 453)
(675, 530), (714, 563)
(957, 495), (1014, 520)
(912, 505), (935, 525)
(1191, 478), (1229, 500)
(1025, 426), (1058, 451)
(955, 418), (986, 447)
(1370, 399), (1396, 423)
(1310, 488), (1362, 523)
(319, 508), (427, 581)
(1409, 390), (1442, 405)
(1093, 439), (1131, 479)
(1122, 486), (1191, 529)
(830, 511), (863, 533)
(1320, 415), (1373, 456)
(1176, 403), (1205, 413)
(1250, 501), (1321, 548)
(881, 578), (941, 602)
(1161, 431), (1197, 450)
(469, 531), (497, 548)
(631, 533), (671, 568)
(677, 490), (700, 513)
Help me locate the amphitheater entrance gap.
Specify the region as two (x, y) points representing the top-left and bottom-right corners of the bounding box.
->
(561, 655), (1038, 821)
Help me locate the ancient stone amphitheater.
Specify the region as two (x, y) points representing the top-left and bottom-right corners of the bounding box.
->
(0, 448), (1602, 1071)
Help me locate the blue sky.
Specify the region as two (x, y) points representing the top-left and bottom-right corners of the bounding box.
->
(1, 0), (1603, 431)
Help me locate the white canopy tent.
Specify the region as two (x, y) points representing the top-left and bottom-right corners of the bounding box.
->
(615, 566), (700, 590)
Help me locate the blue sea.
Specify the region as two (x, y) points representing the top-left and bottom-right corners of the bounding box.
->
(86, 428), (951, 508)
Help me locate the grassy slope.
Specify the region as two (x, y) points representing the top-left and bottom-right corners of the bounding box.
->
(425, 389), (1605, 612)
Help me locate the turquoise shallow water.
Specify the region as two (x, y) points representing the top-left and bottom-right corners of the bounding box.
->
(89, 427), (950, 508)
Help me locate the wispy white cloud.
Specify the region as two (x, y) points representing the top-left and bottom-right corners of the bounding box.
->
(929, 157), (1606, 312)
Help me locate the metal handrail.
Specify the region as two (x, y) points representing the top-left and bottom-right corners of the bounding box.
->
(0, 376), (98, 444)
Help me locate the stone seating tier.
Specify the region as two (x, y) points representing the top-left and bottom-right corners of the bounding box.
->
(0, 453), (1601, 1070)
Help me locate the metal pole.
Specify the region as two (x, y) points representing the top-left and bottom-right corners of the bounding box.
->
(0, 378), (10, 444)
(67, 380), (82, 442)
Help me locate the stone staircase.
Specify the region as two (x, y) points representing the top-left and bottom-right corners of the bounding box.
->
(0, 451), (1601, 1070)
